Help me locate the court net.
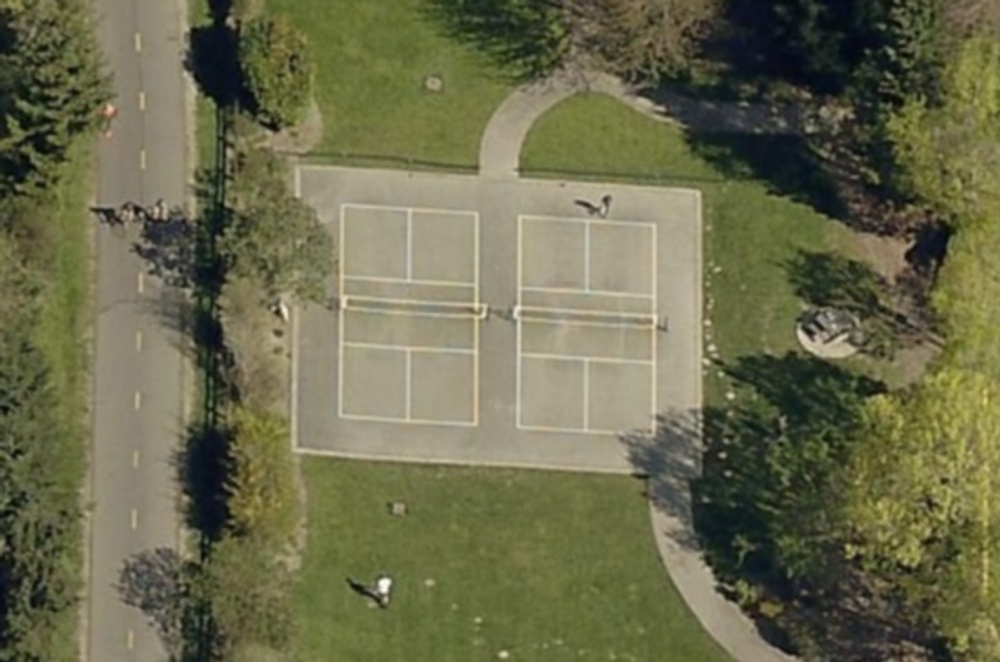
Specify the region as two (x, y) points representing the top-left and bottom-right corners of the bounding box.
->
(339, 295), (488, 320)
(513, 305), (661, 330)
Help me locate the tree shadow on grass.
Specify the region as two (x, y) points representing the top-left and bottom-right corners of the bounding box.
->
(420, 0), (568, 82)
(685, 132), (847, 219)
(784, 249), (939, 357)
(185, 2), (244, 110)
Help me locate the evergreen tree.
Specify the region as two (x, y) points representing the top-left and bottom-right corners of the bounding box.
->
(0, 0), (110, 193)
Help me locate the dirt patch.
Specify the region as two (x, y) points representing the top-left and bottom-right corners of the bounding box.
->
(853, 232), (909, 284)
(265, 99), (323, 155)
(851, 232), (939, 385)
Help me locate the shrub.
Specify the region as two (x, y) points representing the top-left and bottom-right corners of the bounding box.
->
(238, 15), (313, 129)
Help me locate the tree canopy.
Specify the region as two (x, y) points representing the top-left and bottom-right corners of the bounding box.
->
(238, 14), (313, 129)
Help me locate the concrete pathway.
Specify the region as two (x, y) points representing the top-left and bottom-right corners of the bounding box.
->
(479, 72), (798, 662)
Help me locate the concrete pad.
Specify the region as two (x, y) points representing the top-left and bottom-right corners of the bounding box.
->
(410, 351), (477, 424)
(411, 210), (477, 284)
(340, 346), (407, 419)
(520, 217), (586, 289)
(519, 319), (653, 362)
(588, 222), (655, 295)
(293, 165), (703, 473)
(587, 361), (655, 433)
(518, 357), (585, 430)
(342, 206), (407, 280)
(342, 309), (476, 351)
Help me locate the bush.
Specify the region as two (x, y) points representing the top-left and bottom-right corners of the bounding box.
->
(238, 15), (313, 129)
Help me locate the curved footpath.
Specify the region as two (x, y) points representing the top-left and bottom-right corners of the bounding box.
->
(478, 71), (798, 662)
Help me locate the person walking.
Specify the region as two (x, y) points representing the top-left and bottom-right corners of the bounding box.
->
(599, 194), (613, 218)
(374, 574), (393, 608)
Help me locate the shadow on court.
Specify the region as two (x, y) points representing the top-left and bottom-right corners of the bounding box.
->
(621, 409), (701, 553)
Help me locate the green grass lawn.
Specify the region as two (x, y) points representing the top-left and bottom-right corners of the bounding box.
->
(521, 93), (855, 382)
(32, 142), (94, 662)
(266, 0), (514, 169)
(294, 459), (732, 662)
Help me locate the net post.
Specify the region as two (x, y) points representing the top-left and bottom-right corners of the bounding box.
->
(512, 305), (522, 321)
(476, 304), (489, 320)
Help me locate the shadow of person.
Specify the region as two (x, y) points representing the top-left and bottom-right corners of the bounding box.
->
(346, 578), (382, 606)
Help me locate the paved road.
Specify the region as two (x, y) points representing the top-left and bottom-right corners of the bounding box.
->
(89, 0), (189, 659)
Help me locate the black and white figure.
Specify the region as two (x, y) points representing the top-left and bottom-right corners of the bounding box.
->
(599, 194), (613, 218)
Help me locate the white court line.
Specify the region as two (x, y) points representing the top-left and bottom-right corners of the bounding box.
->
(519, 284), (654, 299)
(337, 203), (348, 420)
(582, 359), (590, 430)
(514, 307), (658, 330)
(650, 222), (658, 427)
(515, 216), (524, 429)
(516, 420), (624, 436)
(520, 214), (656, 229)
(406, 208), (413, 281)
(404, 349), (412, 420)
(343, 274), (477, 289)
(341, 411), (477, 427)
(520, 351), (654, 366)
(472, 294), (480, 426)
(342, 302), (484, 321)
(474, 211), (481, 307)
(344, 341), (476, 355)
(584, 222), (591, 291)
(342, 202), (478, 217)
(337, 289), (346, 420)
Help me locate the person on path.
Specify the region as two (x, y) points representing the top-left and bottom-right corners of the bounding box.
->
(100, 103), (118, 138)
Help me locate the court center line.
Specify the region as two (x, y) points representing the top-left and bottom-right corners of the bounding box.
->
(126, 629), (135, 650)
(136, 271), (144, 294)
(132, 450), (140, 469)
(138, 90), (146, 111)
(133, 391), (142, 410)
(130, 509), (138, 530)
(135, 330), (143, 351)
(134, 32), (142, 52)
(139, 148), (146, 170)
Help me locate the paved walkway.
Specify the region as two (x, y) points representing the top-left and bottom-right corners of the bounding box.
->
(479, 72), (799, 662)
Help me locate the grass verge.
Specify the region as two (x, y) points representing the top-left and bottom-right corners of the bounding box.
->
(294, 459), (732, 662)
(32, 141), (94, 662)
(264, 0), (514, 168)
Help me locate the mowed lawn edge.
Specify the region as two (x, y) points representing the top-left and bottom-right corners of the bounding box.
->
(265, 0), (515, 169)
(293, 459), (732, 662)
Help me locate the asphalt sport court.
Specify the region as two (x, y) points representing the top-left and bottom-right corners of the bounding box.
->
(337, 204), (482, 426)
(292, 166), (702, 473)
(515, 215), (657, 434)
